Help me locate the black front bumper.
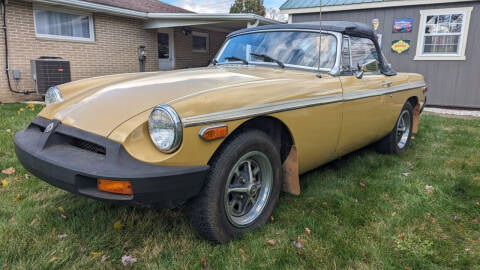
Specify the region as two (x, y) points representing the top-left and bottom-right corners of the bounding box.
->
(14, 117), (210, 208)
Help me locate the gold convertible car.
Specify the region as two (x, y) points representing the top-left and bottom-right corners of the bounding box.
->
(15, 22), (427, 242)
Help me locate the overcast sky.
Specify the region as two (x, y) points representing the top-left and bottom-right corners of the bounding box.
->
(161, 0), (287, 20)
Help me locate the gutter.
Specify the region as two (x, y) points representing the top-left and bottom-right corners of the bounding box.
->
(146, 13), (282, 25)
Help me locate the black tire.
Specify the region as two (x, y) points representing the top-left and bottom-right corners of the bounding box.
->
(376, 101), (414, 154)
(187, 129), (282, 243)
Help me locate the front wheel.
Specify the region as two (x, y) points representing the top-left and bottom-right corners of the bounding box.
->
(376, 101), (414, 154)
(187, 129), (282, 243)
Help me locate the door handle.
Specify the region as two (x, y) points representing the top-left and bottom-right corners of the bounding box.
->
(382, 81), (393, 87)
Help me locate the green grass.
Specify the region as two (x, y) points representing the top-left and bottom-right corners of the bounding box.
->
(1, 103), (479, 270)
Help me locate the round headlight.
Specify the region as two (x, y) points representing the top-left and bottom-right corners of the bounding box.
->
(45, 86), (63, 106)
(148, 105), (183, 153)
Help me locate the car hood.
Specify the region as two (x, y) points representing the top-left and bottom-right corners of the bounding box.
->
(38, 66), (299, 137)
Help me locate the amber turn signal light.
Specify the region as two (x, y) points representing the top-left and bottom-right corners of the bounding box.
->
(97, 179), (133, 195)
(199, 125), (228, 141)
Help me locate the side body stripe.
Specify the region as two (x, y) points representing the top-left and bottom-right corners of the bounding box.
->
(182, 81), (426, 127)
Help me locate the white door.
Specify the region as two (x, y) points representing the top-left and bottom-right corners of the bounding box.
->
(158, 30), (175, 71)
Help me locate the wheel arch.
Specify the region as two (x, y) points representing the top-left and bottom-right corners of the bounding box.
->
(407, 96), (419, 107)
(209, 116), (295, 165)
(207, 116), (300, 195)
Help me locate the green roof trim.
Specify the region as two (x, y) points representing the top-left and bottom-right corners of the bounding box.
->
(280, 0), (397, 10)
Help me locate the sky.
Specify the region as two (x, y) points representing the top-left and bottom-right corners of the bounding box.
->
(161, 0), (287, 21)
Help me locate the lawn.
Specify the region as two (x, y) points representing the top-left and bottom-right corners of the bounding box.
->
(0, 103), (479, 270)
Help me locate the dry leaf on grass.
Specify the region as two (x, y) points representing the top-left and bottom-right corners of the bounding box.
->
(30, 217), (39, 226)
(113, 221), (124, 229)
(14, 194), (21, 201)
(445, 160), (456, 165)
(292, 240), (303, 249)
(305, 227), (311, 234)
(425, 185), (435, 195)
(60, 214), (67, 219)
(2, 167), (15, 175)
(397, 232), (406, 239)
(359, 182), (366, 188)
(121, 255), (137, 266)
(91, 252), (102, 258)
(200, 257), (209, 270)
(267, 239), (276, 245)
(392, 212), (397, 217)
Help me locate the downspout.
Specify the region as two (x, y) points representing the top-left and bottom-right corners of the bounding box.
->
(1, 0), (34, 94)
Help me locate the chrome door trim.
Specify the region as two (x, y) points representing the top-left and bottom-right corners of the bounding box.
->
(182, 81), (426, 127)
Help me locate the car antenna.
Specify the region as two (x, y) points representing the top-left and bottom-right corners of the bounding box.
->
(316, 0), (323, 78)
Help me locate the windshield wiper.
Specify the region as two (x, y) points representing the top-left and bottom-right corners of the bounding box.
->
(250, 53), (285, 68)
(224, 56), (249, 65)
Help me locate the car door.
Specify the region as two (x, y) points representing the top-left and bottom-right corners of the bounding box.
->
(336, 36), (391, 156)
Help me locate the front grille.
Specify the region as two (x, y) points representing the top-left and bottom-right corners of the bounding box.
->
(68, 137), (106, 155)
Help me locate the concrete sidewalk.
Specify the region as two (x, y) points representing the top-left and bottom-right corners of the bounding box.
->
(424, 107), (480, 118)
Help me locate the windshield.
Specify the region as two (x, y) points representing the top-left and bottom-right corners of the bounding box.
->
(216, 31), (338, 71)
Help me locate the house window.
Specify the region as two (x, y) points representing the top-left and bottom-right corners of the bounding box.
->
(192, 31), (209, 53)
(34, 8), (95, 42)
(415, 7), (473, 61)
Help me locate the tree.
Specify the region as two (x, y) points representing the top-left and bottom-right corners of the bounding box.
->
(265, 7), (287, 22)
(230, 0), (266, 17)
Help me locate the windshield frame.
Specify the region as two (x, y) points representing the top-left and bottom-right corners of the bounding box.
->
(214, 29), (342, 74)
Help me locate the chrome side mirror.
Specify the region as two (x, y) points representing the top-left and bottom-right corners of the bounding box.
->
(355, 59), (379, 79)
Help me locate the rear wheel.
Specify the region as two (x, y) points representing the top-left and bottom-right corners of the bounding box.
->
(188, 129), (282, 243)
(376, 101), (414, 154)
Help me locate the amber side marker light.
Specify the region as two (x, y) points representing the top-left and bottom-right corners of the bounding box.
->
(98, 179), (133, 195)
(200, 125), (228, 141)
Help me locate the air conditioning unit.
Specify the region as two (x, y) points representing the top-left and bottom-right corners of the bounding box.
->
(31, 57), (71, 95)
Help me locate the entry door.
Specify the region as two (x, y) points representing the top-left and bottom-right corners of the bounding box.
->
(158, 30), (174, 71)
(336, 36), (388, 155)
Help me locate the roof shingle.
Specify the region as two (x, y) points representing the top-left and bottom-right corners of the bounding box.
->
(83, 0), (193, 13)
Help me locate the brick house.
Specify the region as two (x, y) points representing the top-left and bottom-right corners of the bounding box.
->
(0, 0), (279, 102)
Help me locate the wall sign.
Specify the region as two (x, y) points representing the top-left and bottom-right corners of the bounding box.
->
(372, 18), (380, 31)
(391, 40), (411, 54)
(393, 18), (413, 33)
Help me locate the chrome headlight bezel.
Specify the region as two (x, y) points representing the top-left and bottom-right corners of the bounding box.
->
(148, 105), (183, 154)
(45, 86), (63, 106)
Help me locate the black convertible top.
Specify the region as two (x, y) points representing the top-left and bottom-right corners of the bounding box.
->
(228, 21), (375, 39)
(228, 21), (397, 76)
